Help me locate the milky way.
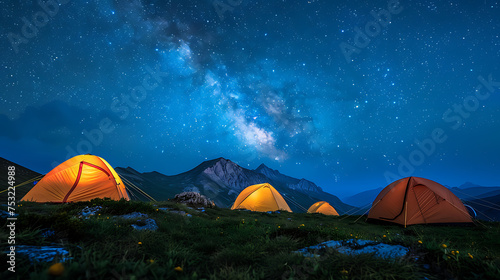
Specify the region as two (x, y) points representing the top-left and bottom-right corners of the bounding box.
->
(1, 0), (499, 197)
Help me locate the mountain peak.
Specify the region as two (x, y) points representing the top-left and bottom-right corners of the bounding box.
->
(255, 163), (281, 178)
(458, 182), (480, 189)
(256, 163), (272, 172)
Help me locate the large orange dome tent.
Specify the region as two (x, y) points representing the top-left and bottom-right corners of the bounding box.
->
(307, 201), (339, 216)
(22, 155), (130, 203)
(367, 177), (472, 226)
(231, 183), (292, 212)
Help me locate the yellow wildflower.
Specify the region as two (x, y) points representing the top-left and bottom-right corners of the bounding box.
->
(174, 266), (183, 272)
(340, 269), (349, 275)
(48, 263), (65, 276)
(418, 240), (423, 244)
(441, 244), (447, 248)
(382, 235), (387, 238)
(138, 242), (142, 245)
(468, 253), (473, 259)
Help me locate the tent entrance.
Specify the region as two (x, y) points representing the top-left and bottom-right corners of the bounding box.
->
(408, 184), (444, 224)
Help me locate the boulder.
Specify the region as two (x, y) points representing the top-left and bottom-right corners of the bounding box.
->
(173, 192), (216, 208)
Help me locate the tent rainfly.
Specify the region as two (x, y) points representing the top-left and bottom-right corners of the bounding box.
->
(231, 183), (292, 212)
(367, 177), (472, 226)
(22, 154), (129, 203)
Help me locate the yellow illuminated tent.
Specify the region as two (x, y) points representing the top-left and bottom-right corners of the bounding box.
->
(231, 183), (292, 212)
(22, 154), (129, 203)
(307, 201), (339, 216)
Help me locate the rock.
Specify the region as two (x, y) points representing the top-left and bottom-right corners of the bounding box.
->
(116, 212), (157, 231)
(169, 210), (187, 216)
(294, 239), (409, 259)
(13, 245), (72, 262)
(79, 206), (102, 219)
(131, 218), (158, 231)
(0, 209), (18, 219)
(173, 192), (216, 208)
(41, 229), (55, 238)
(119, 212), (148, 219)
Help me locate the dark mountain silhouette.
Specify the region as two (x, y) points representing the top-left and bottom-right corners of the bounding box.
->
(255, 164), (322, 193)
(450, 182), (500, 201)
(116, 157), (354, 214)
(343, 187), (383, 208)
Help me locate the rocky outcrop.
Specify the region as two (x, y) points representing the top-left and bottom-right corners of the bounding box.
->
(174, 192), (216, 208)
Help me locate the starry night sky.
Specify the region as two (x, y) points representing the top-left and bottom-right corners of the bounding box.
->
(1, 0), (499, 198)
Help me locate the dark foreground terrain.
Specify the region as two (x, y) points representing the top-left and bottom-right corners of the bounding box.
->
(1, 199), (499, 280)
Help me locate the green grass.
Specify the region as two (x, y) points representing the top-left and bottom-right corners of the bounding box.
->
(1, 199), (499, 279)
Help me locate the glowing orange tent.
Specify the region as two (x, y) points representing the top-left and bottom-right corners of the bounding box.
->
(22, 155), (129, 203)
(368, 177), (472, 226)
(307, 201), (339, 216)
(231, 183), (292, 212)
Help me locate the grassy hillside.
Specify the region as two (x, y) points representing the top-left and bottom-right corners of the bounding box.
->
(1, 199), (499, 280)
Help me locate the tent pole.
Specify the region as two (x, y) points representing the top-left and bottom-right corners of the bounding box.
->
(404, 201), (408, 228)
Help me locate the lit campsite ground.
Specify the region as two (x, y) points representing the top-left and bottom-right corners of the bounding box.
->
(1, 199), (499, 280)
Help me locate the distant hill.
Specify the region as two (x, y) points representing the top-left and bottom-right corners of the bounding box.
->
(343, 188), (383, 208)
(449, 182), (500, 201)
(0, 157), (41, 202)
(116, 157), (355, 214)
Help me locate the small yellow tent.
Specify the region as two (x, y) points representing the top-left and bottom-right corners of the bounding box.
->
(307, 201), (339, 216)
(231, 183), (292, 212)
(22, 154), (129, 203)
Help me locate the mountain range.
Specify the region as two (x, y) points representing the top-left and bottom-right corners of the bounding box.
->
(115, 157), (354, 214)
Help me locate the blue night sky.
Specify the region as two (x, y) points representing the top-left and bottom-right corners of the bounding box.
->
(1, 0), (499, 198)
